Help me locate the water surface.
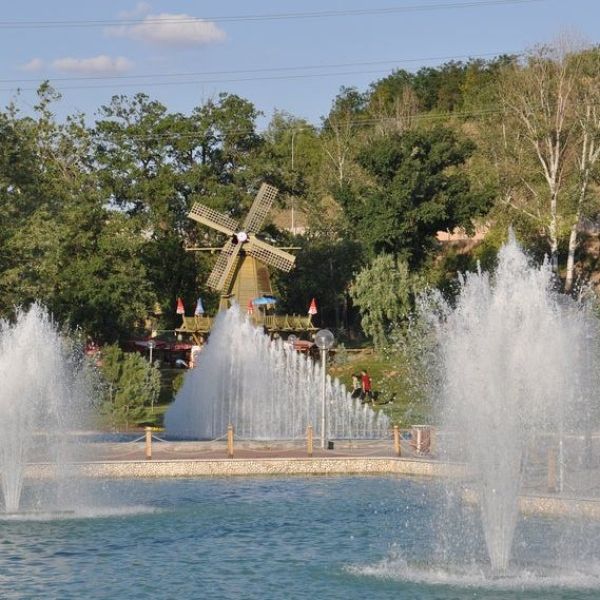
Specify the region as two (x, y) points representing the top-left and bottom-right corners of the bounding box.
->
(1, 477), (599, 599)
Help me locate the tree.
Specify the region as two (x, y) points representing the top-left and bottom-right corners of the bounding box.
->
(497, 44), (580, 275)
(321, 87), (369, 190)
(99, 344), (161, 429)
(350, 254), (423, 347)
(94, 92), (269, 326)
(0, 86), (158, 339)
(274, 237), (363, 331)
(564, 48), (600, 291)
(336, 126), (490, 266)
(367, 69), (419, 136)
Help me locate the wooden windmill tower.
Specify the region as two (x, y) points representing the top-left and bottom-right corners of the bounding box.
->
(189, 183), (295, 312)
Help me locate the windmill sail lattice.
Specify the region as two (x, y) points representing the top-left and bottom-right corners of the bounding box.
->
(188, 183), (295, 310)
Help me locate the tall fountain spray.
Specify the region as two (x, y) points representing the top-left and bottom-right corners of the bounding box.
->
(0, 304), (89, 512)
(165, 306), (390, 440)
(434, 234), (592, 573)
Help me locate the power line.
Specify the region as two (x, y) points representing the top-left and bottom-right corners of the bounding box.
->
(0, 68), (492, 92)
(0, 0), (546, 29)
(2, 51), (519, 85)
(87, 108), (510, 143)
(0, 55), (521, 94)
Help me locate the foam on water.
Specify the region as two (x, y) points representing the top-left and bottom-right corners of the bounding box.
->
(348, 555), (600, 591)
(0, 505), (159, 522)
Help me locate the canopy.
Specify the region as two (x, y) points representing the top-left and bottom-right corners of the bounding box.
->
(252, 295), (278, 306)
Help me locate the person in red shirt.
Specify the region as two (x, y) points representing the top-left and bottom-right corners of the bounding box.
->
(360, 369), (372, 404)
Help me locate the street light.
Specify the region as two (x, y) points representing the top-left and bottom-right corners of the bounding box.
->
(147, 340), (156, 365)
(290, 128), (304, 236)
(315, 328), (335, 449)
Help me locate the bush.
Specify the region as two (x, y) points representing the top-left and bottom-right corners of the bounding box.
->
(99, 344), (161, 429)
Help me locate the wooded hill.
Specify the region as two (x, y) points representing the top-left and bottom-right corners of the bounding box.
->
(2, 42), (600, 345)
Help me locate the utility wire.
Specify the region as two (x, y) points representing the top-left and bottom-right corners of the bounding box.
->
(2, 51), (519, 85)
(0, 56), (521, 93)
(0, 0), (546, 29)
(87, 108), (510, 143)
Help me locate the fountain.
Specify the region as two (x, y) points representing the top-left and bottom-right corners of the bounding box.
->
(432, 233), (595, 573)
(0, 304), (91, 513)
(165, 305), (390, 440)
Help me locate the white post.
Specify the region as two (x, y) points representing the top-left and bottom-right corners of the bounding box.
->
(314, 329), (334, 451)
(321, 348), (327, 449)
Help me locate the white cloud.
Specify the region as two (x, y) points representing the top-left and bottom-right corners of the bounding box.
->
(52, 55), (134, 75)
(118, 2), (152, 19)
(107, 13), (226, 47)
(20, 58), (45, 72)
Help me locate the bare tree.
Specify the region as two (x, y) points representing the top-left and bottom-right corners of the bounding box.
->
(564, 49), (600, 291)
(499, 43), (580, 273)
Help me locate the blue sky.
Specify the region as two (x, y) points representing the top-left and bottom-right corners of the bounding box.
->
(1, 0), (598, 127)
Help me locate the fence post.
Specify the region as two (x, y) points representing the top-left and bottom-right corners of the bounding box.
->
(227, 424), (234, 459)
(429, 427), (437, 456)
(393, 425), (401, 457)
(145, 427), (152, 460)
(547, 447), (557, 493)
(307, 424), (314, 457)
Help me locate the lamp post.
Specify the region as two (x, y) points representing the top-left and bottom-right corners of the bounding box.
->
(315, 329), (335, 449)
(290, 128), (304, 236)
(147, 340), (156, 365)
(584, 330), (596, 468)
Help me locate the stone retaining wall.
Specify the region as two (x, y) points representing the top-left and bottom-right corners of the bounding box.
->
(26, 456), (463, 479)
(23, 457), (600, 518)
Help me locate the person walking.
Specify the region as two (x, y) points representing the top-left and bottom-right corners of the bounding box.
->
(351, 373), (362, 399)
(360, 369), (373, 404)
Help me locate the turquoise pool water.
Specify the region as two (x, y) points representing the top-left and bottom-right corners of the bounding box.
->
(1, 477), (599, 599)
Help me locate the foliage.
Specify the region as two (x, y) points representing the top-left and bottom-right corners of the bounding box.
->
(336, 126), (492, 267)
(350, 254), (424, 347)
(3, 45), (600, 349)
(330, 349), (430, 426)
(98, 345), (161, 429)
(274, 236), (364, 330)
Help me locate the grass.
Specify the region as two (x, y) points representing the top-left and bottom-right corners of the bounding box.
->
(329, 349), (431, 427)
(112, 350), (431, 431)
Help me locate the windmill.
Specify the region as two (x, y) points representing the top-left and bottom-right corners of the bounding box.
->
(188, 183), (295, 311)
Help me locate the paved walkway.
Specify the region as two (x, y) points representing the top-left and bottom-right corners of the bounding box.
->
(75, 438), (421, 462)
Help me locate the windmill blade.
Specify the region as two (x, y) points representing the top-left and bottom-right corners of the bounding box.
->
(246, 236), (296, 272)
(189, 203), (239, 236)
(207, 240), (241, 290)
(242, 183), (279, 234)
(216, 242), (243, 291)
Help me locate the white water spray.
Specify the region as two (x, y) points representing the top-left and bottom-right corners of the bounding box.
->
(434, 234), (592, 572)
(165, 306), (390, 440)
(0, 304), (89, 512)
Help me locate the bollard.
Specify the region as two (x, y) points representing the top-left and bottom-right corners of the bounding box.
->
(227, 424), (234, 459)
(413, 425), (431, 455)
(547, 447), (557, 493)
(307, 425), (314, 457)
(145, 427), (152, 460)
(393, 425), (401, 457)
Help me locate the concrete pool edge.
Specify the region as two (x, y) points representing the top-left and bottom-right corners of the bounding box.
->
(28, 456), (463, 479)
(24, 457), (600, 518)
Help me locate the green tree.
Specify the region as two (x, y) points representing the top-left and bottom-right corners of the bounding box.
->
(99, 344), (161, 429)
(0, 86), (156, 339)
(337, 126), (491, 267)
(274, 237), (363, 330)
(350, 254), (423, 347)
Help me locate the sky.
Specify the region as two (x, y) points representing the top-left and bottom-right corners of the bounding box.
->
(0, 0), (599, 128)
